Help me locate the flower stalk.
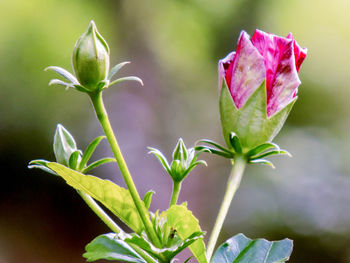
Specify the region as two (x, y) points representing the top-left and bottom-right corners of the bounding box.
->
(206, 155), (247, 261)
(89, 90), (162, 248)
(78, 190), (122, 234)
(169, 181), (181, 207)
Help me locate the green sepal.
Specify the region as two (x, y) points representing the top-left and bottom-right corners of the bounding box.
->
(53, 124), (78, 166)
(229, 132), (242, 154)
(148, 147), (171, 175)
(211, 233), (293, 263)
(78, 135), (106, 171)
(219, 80), (296, 152)
(143, 190), (155, 210)
(108, 61), (130, 80)
(246, 142), (280, 158)
(249, 158), (275, 169)
(45, 66), (79, 84)
(82, 157), (116, 173)
(28, 159), (58, 176)
(83, 233), (148, 263)
(68, 150), (82, 170)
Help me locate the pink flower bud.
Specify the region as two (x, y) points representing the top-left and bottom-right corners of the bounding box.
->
(219, 29), (307, 117)
(219, 30), (307, 150)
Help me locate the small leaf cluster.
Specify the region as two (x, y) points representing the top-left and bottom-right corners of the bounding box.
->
(29, 128), (208, 263)
(148, 138), (207, 183)
(29, 124), (115, 174)
(196, 132), (290, 168)
(83, 205), (206, 263)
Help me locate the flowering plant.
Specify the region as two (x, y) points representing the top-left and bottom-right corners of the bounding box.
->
(29, 22), (306, 263)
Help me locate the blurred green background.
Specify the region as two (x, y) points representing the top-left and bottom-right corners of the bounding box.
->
(1, 0), (350, 262)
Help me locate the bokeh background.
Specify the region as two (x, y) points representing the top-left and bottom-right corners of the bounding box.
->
(1, 0), (350, 262)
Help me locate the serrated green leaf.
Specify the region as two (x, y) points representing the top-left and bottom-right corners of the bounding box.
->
(83, 233), (147, 263)
(78, 136), (106, 171)
(82, 157), (116, 173)
(166, 205), (207, 263)
(211, 233), (293, 263)
(108, 61), (130, 80)
(46, 162), (144, 233)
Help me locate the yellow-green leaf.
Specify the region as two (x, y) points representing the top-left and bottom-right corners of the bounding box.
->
(46, 162), (144, 233)
(166, 205), (207, 263)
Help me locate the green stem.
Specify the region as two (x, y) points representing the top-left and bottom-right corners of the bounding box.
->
(206, 155), (247, 261)
(78, 190), (122, 234)
(129, 244), (158, 263)
(169, 181), (181, 207)
(89, 91), (162, 248)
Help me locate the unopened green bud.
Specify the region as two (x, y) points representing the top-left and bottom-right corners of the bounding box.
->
(72, 20), (110, 91)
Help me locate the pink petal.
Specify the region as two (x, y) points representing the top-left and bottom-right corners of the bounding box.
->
(218, 51), (236, 92)
(286, 33), (307, 72)
(251, 29), (301, 117)
(219, 31), (265, 109)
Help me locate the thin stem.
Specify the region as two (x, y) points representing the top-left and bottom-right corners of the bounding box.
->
(78, 190), (122, 234)
(206, 155), (247, 261)
(169, 181), (181, 207)
(128, 244), (158, 263)
(89, 91), (162, 248)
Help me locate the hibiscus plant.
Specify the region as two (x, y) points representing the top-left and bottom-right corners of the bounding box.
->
(29, 21), (306, 263)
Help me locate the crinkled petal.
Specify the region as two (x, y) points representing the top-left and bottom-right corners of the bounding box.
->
(251, 29), (301, 117)
(286, 33), (307, 72)
(219, 31), (265, 109)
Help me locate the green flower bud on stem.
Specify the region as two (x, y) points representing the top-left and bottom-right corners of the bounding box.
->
(72, 20), (110, 91)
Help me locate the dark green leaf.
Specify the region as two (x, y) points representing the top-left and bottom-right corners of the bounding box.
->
(83, 233), (147, 263)
(78, 135), (106, 171)
(143, 190), (155, 210)
(211, 233), (293, 263)
(108, 61), (130, 80)
(82, 158), (116, 173)
(46, 162), (144, 233)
